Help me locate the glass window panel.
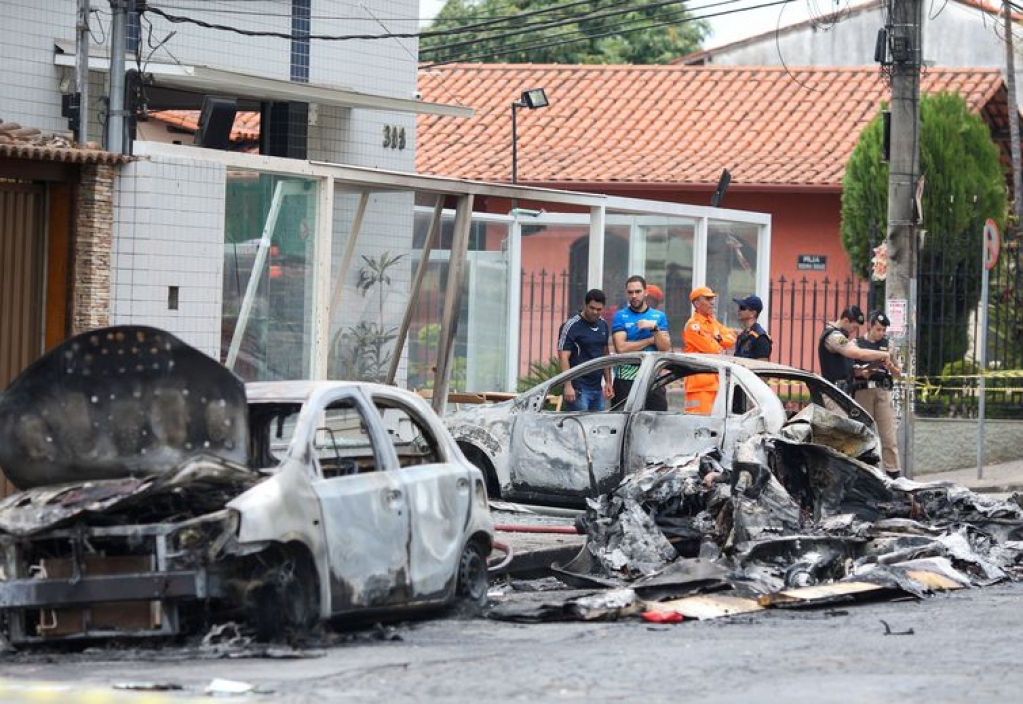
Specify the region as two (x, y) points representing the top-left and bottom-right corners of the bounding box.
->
(222, 172), (318, 381)
(706, 220), (762, 330)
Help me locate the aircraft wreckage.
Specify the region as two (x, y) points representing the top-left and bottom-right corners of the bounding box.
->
(486, 406), (1023, 623)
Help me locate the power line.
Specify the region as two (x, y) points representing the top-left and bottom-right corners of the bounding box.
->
(144, 0), (618, 41)
(422, 0), (796, 65)
(420, 0), (721, 57)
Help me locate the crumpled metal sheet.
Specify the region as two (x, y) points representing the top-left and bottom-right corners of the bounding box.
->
(779, 404), (880, 462)
(0, 455), (256, 537)
(0, 326), (250, 489)
(556, 421), (1023, 614)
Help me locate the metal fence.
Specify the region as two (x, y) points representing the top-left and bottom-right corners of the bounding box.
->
(518, 243), (1023, 419)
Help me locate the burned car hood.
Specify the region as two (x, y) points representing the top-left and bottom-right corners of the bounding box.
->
(0, 455), (258, 537)
(0, 326), (249, 489)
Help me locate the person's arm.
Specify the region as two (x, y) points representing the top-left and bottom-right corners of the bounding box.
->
(558, 325), (576, 403)
(753, 333), (772, 361)
(715, 322), (737, 350)
(684, 323), (724, 354)
(614, 330), (659, 353)
(653, 312), (671, 351)
(602, 345), (614, 397)
(840, 342), (890, 364)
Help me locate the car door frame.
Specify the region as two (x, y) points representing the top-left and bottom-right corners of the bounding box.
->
(505, 355), (640, 503)
(621, 356), (732, 470)
(305, 387), (413, 614)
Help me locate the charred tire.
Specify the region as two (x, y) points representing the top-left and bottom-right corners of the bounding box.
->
(459, 443), (500, 499)
(252, 548), (319, 641)
(456, 540), (489, 606)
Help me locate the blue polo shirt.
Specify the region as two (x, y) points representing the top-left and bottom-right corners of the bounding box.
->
(611, 305), (669, 380)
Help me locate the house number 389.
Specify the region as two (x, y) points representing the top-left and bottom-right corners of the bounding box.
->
(383, 125), (406, 150)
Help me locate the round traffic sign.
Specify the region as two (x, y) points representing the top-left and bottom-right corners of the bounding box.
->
(983, 219), (1000, 270)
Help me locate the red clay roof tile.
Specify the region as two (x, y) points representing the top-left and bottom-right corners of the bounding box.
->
(416, 64), (1006, 188)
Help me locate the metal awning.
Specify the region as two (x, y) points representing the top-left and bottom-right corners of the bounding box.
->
(53, 42), (472, 118)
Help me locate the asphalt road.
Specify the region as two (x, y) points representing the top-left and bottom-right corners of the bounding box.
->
(3, 579), (1023, 703)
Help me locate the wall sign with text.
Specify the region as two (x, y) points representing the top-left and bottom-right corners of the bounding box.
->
(797, 254), (827, 271)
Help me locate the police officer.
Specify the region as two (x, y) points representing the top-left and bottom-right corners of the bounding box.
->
(818, 305), (891, 395)
(733, 295), (772, 360)
(853, 310), (902, 479)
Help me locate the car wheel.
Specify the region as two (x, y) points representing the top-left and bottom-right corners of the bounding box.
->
(252, 550), (318, 640)
(456, 541), (488, 606)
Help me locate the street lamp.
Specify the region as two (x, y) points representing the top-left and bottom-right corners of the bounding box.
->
(511, 88), (549, 184)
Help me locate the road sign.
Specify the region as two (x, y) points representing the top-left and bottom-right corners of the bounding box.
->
(983, 219), (1000, 270)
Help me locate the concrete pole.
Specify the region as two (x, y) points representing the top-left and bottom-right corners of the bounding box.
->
(1004, 2), (1023, 222)
(75, 0), (90, 145)
(106, 0), (127, 154)
(886, 0), (923, 478)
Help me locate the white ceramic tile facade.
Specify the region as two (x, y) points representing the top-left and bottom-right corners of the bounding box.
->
(112, 155), (226, 357)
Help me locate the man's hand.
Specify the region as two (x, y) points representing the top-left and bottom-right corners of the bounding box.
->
(603, 384), (614, 399)
(563, 382), (576, 404)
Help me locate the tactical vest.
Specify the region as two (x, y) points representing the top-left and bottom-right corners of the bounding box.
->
(818, 324), (853, 384)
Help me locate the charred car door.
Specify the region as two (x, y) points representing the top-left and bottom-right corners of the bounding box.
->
(622, 360), (729, 471)
(307, 393), (413, 613)
(370, 394), (471, 602)
(507, 358), (630, 502)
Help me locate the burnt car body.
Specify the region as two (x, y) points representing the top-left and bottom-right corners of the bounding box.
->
(0, 327), (493, 644)
(446, 352), (880, 507)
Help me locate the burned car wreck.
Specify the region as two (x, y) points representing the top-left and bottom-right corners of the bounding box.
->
(446, 353), (881, 507)
(0, 326), (494, 644)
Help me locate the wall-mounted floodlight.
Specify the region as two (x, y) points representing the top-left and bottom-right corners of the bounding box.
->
(511, 88), (549, 183)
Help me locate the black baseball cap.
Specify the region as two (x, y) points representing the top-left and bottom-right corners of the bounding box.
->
(844, 305), (865, 325)
(733, 295), (763, 314)
(870, 310), (890, 327)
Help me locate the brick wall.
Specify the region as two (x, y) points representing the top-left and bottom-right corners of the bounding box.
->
(72, 163), (114, 333)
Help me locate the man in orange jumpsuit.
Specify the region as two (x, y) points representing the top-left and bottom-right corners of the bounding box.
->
(682, 286), (736, 414)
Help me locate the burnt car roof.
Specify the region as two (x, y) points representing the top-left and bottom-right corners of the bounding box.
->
(0, 326), (249, 489)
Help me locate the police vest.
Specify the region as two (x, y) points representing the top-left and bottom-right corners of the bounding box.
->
(818, 324), (853, 384)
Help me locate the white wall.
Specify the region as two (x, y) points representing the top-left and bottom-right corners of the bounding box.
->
(112, 154), (226, 356)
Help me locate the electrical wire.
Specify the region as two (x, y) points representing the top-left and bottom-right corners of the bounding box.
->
(422, 0), (796, 66)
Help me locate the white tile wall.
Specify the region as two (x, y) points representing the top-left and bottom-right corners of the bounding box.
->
(112, 154), (226, 357)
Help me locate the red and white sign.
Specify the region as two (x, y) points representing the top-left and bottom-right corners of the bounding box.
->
(983, 219), (1000, 271)
(887, 299), (908, 336)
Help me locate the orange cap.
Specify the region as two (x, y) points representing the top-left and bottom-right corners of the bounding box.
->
(689, 286), (716, 302)
(646, 284), (664, 302)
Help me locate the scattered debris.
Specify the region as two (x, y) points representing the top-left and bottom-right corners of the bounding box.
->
(489, 406), (1023, 624)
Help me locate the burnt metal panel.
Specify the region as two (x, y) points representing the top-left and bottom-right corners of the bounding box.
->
(0, 571), (207, 607)
(0, 326), (250, 489)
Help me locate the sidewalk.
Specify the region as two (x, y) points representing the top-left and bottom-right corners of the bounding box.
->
(914, 459), (1023, 494)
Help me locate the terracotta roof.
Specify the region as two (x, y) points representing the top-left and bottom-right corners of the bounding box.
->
(416, 64), (1006, 188)
(146, 110), (261, 141)
(0, 119), (129, 165)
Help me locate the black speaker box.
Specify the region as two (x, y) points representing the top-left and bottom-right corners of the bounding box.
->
(195, 96), (237, 150)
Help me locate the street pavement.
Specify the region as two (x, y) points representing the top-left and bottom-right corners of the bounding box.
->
(914, 458), (1023, 494)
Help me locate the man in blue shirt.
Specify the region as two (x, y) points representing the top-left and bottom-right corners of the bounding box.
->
(558, 289), (613, 411)
(612, 275), (670, 409)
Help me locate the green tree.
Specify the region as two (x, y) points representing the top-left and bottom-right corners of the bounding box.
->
(840, 91), (1007, 377)
(421, 0), (708, 65)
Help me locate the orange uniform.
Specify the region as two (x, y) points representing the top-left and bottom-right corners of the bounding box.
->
(682, 311), (736, 414)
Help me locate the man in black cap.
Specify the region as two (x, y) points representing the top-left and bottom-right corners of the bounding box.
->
(818, 305), (892, 395)
(733, 295), (772, 360)
(852, 310), (902, 478)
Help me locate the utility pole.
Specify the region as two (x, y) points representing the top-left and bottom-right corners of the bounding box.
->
(106, 0), (128, 154)
(885, 0), (923, 478)
(1005, 1), (1023, 223)
(75, 0), (90, 146)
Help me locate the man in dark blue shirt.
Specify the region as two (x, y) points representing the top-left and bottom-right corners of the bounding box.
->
(558, 289), (613, 411)
(733, 295), (773, 360)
